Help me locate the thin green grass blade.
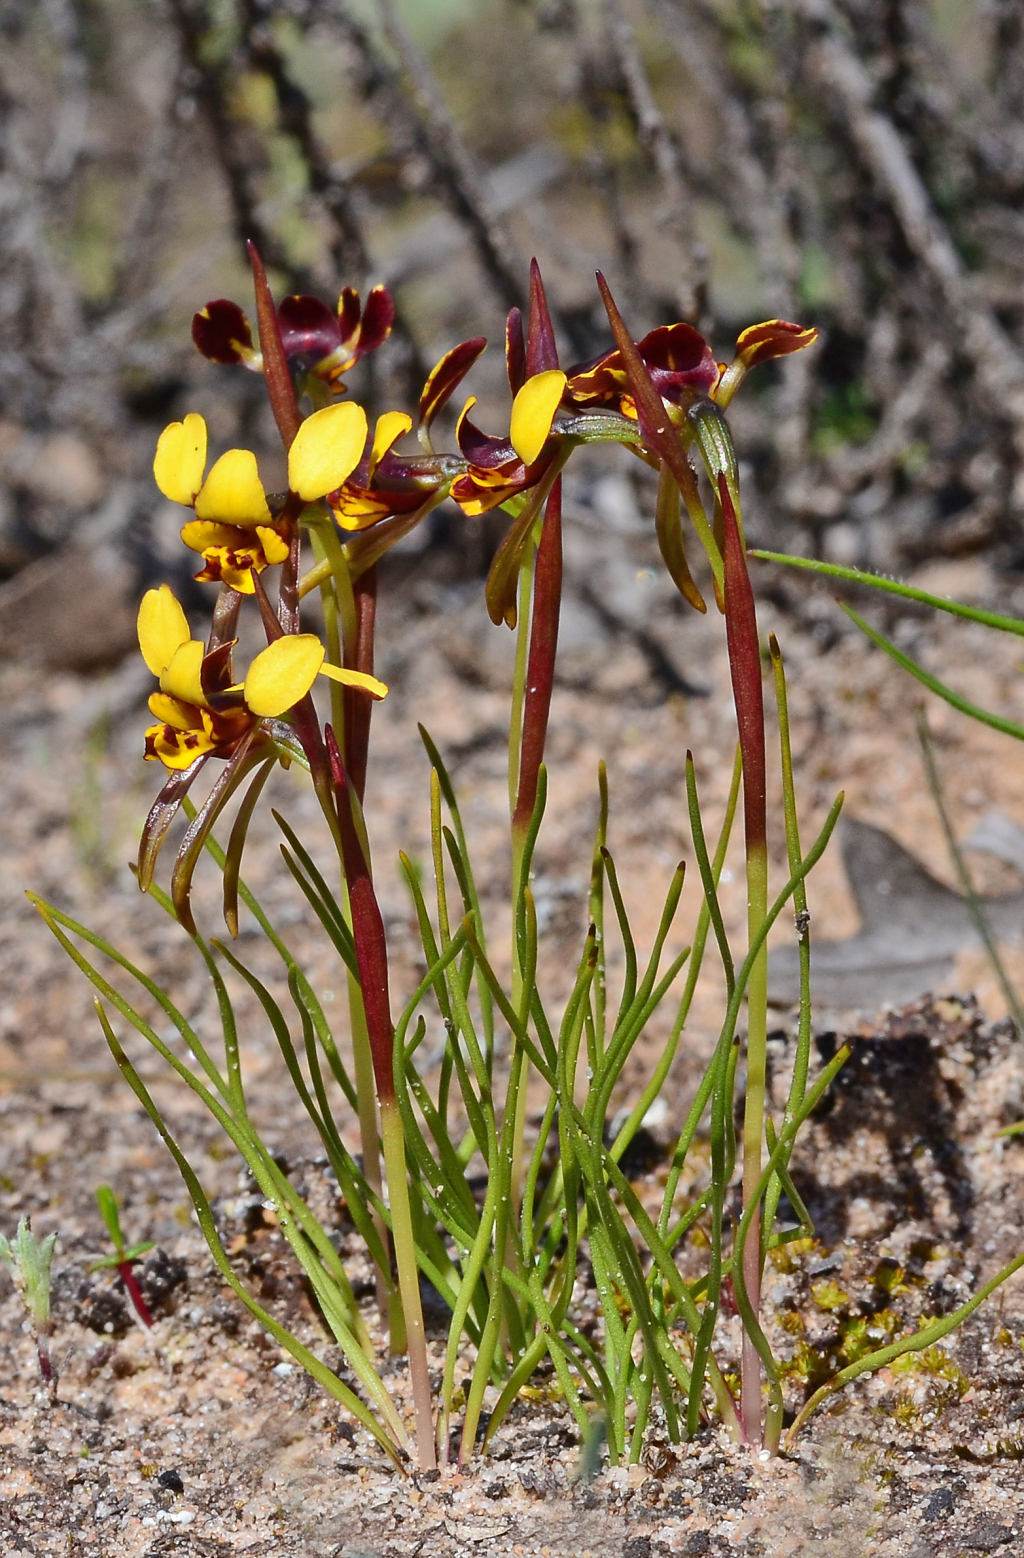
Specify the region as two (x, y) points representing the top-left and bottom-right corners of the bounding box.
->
(750, 551), (1024, 639)
(841, 603), (1024, 742)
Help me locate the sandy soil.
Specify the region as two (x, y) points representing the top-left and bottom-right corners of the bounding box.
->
(5, 535), (1024, 1554)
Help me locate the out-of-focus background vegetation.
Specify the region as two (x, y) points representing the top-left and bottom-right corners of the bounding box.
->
(2, 0), (1024, 670)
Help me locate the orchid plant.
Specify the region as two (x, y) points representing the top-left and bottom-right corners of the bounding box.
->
(32, 244), (1020, 1469)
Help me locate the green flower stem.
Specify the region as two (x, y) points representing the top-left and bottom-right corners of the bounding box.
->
(379, 1093), (434, 1467)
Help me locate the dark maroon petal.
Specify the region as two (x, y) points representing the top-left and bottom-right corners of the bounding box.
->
(337, 286), (362, 345)
(525, 259), (559, 376)
(419, 336), (488, 431)
(199, 640), (237, 703)
(506, 307), (526, 395)
(354, 285), (395, 356)
(566, 345), (617, 380)
(277, 294), (342, 362)
(639, 323), (718, 398)
(456, 408), (520, 470)
(191, 299), (255, 365)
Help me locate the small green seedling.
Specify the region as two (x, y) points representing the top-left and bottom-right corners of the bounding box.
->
(0, 1217), (58, 1392)
(88, 1186), (155, 1329)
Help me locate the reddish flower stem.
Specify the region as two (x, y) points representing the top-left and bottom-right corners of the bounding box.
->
(511, 478), (562, 842)
(119, 1261), (154, 1328)
(326, 725), (435, 1470)
(325, 727), (395, 1104)
(344, 565), (378, 804)
(720, 474), (769, 1445)
(719, 477), (766, 856)
(594, 272), (711, 537)
(247, 242), (301, 450)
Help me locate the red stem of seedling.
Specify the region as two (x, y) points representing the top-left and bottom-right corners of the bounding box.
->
(37, 1330), (54, 1389)
(345, 566), (378, 804)
(119, 1262), (154, 1329)
(512, 478), (562, 841)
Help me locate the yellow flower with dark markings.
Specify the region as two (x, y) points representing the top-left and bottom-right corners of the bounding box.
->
(153, 404), (368, 592)
(138, 585), (386, 771)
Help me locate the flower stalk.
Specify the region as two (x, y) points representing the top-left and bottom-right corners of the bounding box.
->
(326, 726), (435, 1470)
(719, 474), (769, 1444)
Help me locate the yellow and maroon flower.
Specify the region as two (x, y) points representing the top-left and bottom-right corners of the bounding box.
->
(566, 321), (720, 421)
(153, 404), (368, 591)
(138, 585), (387, 774)
(191, 284), (394, 400)
(564, 317), (818, 422)
(320, 337), (487, 574)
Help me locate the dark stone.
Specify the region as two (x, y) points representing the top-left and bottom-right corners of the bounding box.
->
(157, 1469), (184, 1494)
(683, 1535), (711, 1556)
(960, 1519), (1018, 1551)
(483, 1481), (507, 1499)
(74, 1279), (130, 1337)
(623, 1539), (652, 1558)
(701, 1474), (750, 1507)
(136, 1249), (188, 1313)
(923, 1487), (955, 1521)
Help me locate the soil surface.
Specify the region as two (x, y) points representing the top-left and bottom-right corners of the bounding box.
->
(5, 540), (1024, 1556)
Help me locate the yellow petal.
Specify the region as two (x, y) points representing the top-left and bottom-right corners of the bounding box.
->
(195, 449), (271, 525)
(243, 634), (325, 717)
(160, 639), (207, 707)
(137, 585), (191, 676)
(255, 525), (291, 564)
(509, 370), (566, 465)
(318, 663), (388, 700)
(148, 692), (204, 731)
(180, 519), (240, 554)
(153, 413), (207, 505)
(288, 402), (368, 500)
(369, 410), (412, 477)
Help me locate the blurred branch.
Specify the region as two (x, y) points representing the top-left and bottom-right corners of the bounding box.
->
(604, 0), (706, 323)
(168, 0), (309, 290)
(368, 0), (527, 313)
